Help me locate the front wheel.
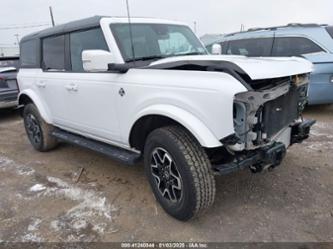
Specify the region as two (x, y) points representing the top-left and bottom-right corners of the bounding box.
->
(144, 126), (216, 221)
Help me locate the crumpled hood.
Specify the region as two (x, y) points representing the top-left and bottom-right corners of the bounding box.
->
(0, 67), (16, 73)
(150, 55), (313, 80)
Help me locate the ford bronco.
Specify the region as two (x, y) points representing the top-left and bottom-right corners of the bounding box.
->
(18, 16), (315, 221)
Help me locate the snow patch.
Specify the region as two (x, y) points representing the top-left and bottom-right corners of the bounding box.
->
(30, 184), (46, 192)
(41, 176), (117, 240)
(0, 155), (35, 177)
(28, 218), (42, 232)
(21, 233), (42, 242)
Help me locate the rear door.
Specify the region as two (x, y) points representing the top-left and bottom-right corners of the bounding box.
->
(37, 34), (69, 124)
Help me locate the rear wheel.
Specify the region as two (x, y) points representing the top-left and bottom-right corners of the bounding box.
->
(23, 104), (58, 152)
(144, 126), (216, 221)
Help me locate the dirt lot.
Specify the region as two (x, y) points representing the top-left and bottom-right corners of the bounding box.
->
(0, 106), (332, 242)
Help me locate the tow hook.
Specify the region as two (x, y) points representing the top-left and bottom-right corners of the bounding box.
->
(250, 142), (287, 174)
(291, 119), (316, 145)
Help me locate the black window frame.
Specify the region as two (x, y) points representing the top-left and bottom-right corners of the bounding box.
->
(41, 34), (67, 72)
(271, 36), (325, 57)
(68, 26), (109, 72)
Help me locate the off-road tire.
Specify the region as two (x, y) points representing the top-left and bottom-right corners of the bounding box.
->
(144, 126), (216, 221)
(23, 103), (58, 152)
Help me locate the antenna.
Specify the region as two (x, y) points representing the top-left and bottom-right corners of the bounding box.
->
(194, 21), (197, 34)
(49, 6), (55, 27)
(125, 0), (136, 64)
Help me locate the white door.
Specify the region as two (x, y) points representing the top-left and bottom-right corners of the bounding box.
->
(39, 28), (122, 144)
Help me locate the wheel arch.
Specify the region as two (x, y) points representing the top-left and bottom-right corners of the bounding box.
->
(18, 90), (52, 124)
(128, 105), (222, 151)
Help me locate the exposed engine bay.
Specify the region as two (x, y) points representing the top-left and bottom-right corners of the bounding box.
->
(214, 73), (315, 175)
(231, 74), (309, 151)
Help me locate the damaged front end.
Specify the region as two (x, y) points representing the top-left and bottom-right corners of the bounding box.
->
(214, 74), (316, 175)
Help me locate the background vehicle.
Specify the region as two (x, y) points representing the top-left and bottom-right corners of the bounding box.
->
(18, 16), (314, 221)
(204, 24), (333, 105)
(0, 57), (20, 109)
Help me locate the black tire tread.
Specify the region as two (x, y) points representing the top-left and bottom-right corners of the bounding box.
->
(158, 126), (216, 218)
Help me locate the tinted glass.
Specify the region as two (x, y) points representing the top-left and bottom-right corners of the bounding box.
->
(272, 37), (324, 56)
(226, 38), (273, 57)
(111, 24), (206, 62)
(70, 28), (108, 72)
(0, 59), (19, 68)
(326, 26), (333, 39)
(20, 40), (38, 67)
(42, 35), (65, 70)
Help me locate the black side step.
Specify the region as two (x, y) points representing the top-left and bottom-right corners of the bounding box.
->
(52, 129), (141, 165)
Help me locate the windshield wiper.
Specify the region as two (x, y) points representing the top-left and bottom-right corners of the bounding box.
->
(179, 52), (207, 56)
(126, 55), (166, 63)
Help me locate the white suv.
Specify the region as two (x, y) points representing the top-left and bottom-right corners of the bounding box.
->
(18, 16), (315, 221)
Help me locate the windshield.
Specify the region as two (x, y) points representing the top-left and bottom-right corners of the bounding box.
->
(0, 58), (19, 69)
(111, 23), (207, 62)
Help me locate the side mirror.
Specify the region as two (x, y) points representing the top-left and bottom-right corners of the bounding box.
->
(211, 43), (222, 55)
(82, 50), (115, 72)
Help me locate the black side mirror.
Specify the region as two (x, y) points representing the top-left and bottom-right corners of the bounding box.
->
(108, 63), (132, 74)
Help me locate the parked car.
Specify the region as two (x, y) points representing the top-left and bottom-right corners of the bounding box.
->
(18, 16), (315, 221)
(205, 24), (333, 105)
(0, 56), (20, 109)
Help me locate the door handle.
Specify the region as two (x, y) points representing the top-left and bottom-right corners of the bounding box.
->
(65, 83), (78, 92)
(36, 81), (46, 88)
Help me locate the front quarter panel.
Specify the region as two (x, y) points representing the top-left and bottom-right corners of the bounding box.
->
(118, 69), (248, 148)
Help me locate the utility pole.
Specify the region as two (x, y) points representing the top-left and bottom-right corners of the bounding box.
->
(194, 21), (197, 34)
(14, 34), (20, 45)
(49, 6), (55, 27)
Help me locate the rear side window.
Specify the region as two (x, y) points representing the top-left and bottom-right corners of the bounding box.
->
(70, 28), (108, 72)
(326, 26), (333, 39)
(226, 38), (273, 57)
(20, 40), (38, 67)
(42, 35), (65, 70)
(272, 37), (324, 56)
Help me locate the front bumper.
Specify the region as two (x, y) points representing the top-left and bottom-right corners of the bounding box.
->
(213, 119), (316, 175)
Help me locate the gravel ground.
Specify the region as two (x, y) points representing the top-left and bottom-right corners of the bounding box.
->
(0, 105), (332, 242)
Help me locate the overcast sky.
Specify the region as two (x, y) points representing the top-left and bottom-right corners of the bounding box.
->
(1, 0), (333, 46)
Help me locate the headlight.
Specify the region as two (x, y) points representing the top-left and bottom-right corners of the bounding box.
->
(330, 75), (333, 83)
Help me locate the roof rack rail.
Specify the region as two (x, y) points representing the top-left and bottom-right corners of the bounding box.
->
(225, 23), (328, 37)
(247, 23), (327, 32)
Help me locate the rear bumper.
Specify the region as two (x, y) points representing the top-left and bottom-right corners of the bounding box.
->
(213, 119), (315, 175)
(0, 91), (18, 109)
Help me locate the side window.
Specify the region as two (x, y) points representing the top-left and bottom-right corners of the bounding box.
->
(226, 38), (273, 57)
(221, 41), (228, 54)
(42, 35), (65, 70)
(326, 26), (333, 39)
(70, 28), (108, 72)
(20, 40), (38, 67)
(272, 37), (324, 56)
